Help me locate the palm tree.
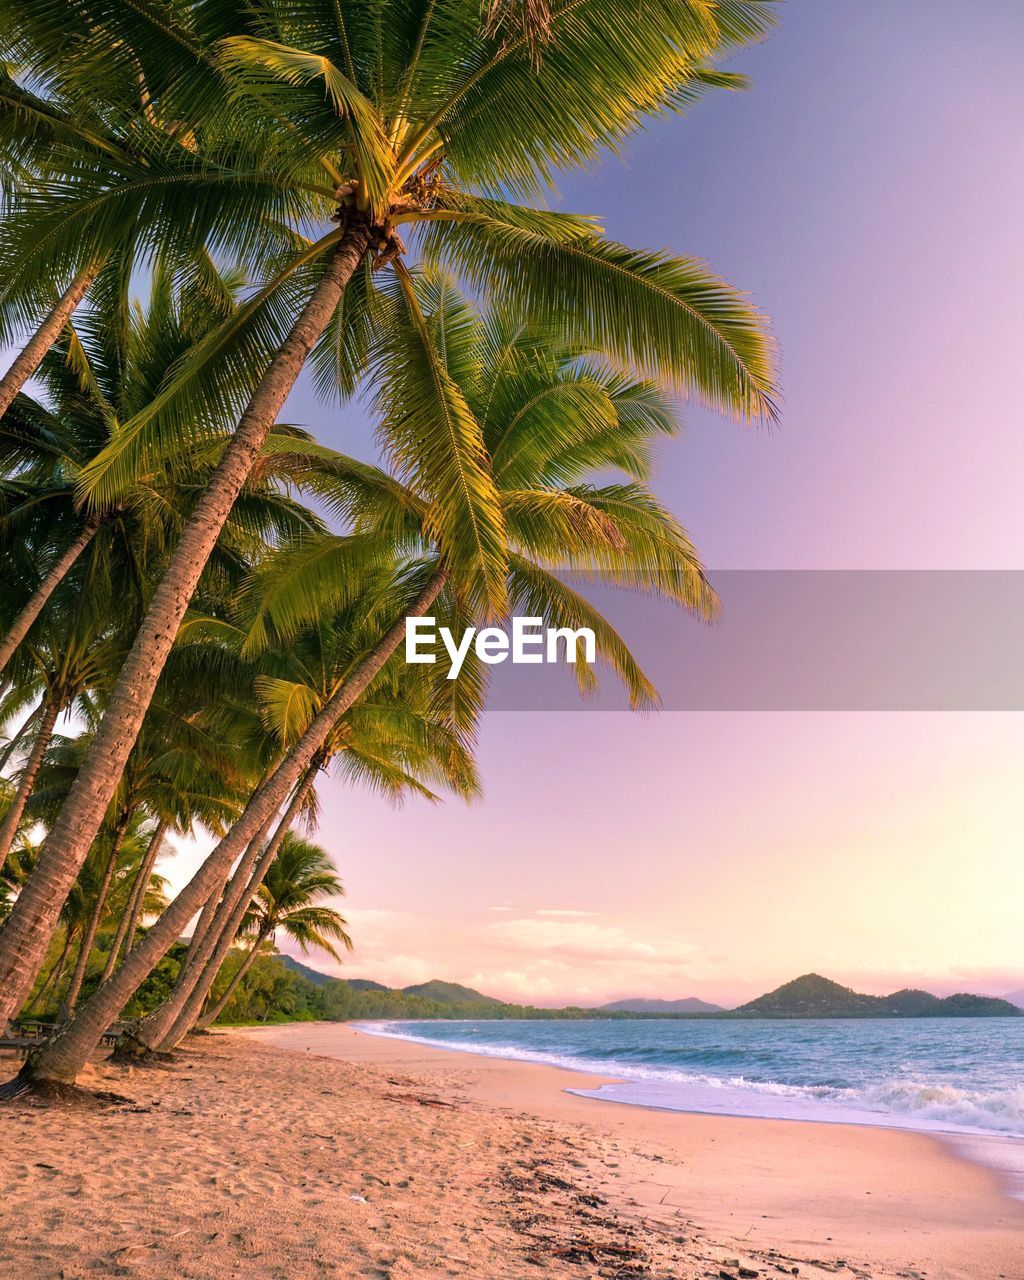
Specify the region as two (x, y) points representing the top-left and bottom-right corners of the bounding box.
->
(0, 270), (100, 421)
(198, 832), (350, 1028)
(53, 825), (170, 1018)
(0, 270), (370, 978)
(0, 0), (778, 1029)
(0, 24), (307, 418)
(0, 612), (120, 872)
(0, 265), (330, 679)
(57, 814), (148, 1016)
(13, 272), (727, 1087)
(137, 622), (479, 1054)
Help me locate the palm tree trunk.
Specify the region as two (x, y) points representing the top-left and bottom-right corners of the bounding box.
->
(0, 265), (99, 419)
(0, 223), (373, 1028)
(128, 801), (288, 1053)
(196, 932), (270, 1029)
(0, 694), (61, 874)
(10, 569), (445, 1087)
(60, 810), (132, 1017)
(135, 762), (316, 1053)
(183, 885), (222, 958)
(122, 821), (168, 957)
(26, 929), (74, 1017)
(0, 695), (43, 770)
(100, 820), (167, 982)
(182, 764), (273, 961)
(158, 766), (318, 1051)
(0, 516), (101, 680)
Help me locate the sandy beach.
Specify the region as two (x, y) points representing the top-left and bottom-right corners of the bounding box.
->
(0, 1025), (1020, 1280)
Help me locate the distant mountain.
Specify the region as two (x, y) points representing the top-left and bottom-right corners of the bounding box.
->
(1005, 988), (1024, 1009)
(401, 980), (500, 1005)
(279, 962), (1020, 1020)
(737, 973), (1022, 1019)
(281, 955), (333, 987)
(738, 974), (877, 1017)
(933, 992), (1023, 1016)
(281, 958), (391, 992)
(600, 997), (723, 1014)
(880, 988), (943, 1016)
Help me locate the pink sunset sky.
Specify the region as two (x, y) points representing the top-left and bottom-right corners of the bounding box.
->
(162, 1), (1024, 1007)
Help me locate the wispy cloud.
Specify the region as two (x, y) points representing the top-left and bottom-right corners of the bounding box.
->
(487, 916), (694, 964)
(277, 903), (710, 1006)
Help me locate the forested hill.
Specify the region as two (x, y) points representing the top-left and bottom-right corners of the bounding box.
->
(735, 974), (1022, 1019)
(246, 960), (1022, 1026)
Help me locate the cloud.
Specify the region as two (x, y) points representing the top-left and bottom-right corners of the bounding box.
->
(281, 903), (711, 1006)
(487, 916), (695, 963)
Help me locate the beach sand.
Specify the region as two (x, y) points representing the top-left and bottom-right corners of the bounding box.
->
(0, 1025), (1020, 1280)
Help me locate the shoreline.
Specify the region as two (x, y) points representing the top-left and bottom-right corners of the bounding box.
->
(354, 1018), (1024, 1158)
(351, 1019), (1024, 1205)
(246, 1021), (1024, 1277)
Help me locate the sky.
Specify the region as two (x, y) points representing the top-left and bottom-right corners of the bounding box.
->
(159, 1), (1024, 1007)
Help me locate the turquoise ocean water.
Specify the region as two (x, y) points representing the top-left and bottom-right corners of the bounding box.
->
(363, 1017), (1024, 1146)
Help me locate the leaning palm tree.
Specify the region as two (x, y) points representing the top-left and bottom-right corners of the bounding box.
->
(13, 275), (728, 1088)
(55, 815), (159, 1017)
(136, 617), (480, 1055)
(0, 0), (778, 1028)
(0, 268), (367, 971)
(198, 832), (350, 1028)
(0, 265), (331, 680)
(0, 620), (117, 872)
(0, 28), (305, 418)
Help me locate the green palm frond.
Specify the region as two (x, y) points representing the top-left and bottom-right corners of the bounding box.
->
(418, 203), (778, 419)
(255, 676), (322, 749)
(215, 35), (396, 210)
(506, 554), (657, 710)
(370, 265), (508, 616)
(239, 533), (396, 655)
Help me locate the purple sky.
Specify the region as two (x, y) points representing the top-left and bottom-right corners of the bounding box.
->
(167, 2), (1024, 1005)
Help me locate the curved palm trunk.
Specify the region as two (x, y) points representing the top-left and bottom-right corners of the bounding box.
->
(0, 516), (101, 680)
(10, 569), (446, 1086)
(100, 820), (168, 982)
(60, 810), (132, 1018)
(0, 695), (61, 874)
(158, 767), (317, 1051)
(135, 763), (316, 1053)
(182, 765), (273, 962)
(0, 265), (99, 420)
(26, 929), (74, 1016)
(0, 708), (38, 771)
(122, 821), (168, 957)
(182, 886), (223, 959)
(196, 931), (271, 1029)
(127, 801), (288, 1053)
(0, 223), (373, 1027)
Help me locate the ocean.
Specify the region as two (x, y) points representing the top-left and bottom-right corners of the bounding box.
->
(363, 1016), (1024, 1142)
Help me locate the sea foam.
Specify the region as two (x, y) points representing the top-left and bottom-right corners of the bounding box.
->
(355, 1017), (1024, 1193)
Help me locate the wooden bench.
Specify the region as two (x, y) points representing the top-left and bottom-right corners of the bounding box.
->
(0, 1035), (37, 1061)
(1, 1022), (123, 1056)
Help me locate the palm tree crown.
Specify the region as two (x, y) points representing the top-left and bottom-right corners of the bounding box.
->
(245, 832), (351, 962)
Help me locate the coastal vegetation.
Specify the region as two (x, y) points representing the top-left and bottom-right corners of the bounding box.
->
(731, 973), (1022, 1019)
(149, 964), (1024, 1026)
(0, 0), (780, 1094)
